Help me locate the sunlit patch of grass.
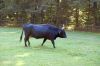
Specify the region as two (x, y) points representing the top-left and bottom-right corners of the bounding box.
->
(15, 60), (25, 66)
(15, 53), (31, 58)
(0, 27), (100, 66)
(2, 61), (12, 65)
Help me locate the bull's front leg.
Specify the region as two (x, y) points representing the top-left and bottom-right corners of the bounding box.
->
(41, 38), (47, 46)
(24, 38), (27, 47)
(28, 40), (30, 47)
(51, 40), (56, 48)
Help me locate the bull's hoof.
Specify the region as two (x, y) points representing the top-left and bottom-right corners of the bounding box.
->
(25, 46), (28, 47)
(53, 47), (56, 48)
(41, 44), (43, 46)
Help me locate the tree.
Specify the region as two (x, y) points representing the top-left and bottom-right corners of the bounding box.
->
(0, 0), (5, 25)
(92, 1), (98, 26)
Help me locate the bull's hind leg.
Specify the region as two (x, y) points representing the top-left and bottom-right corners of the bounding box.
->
(41, 38), (47, 46)
(51, 40), (56, 48)
(24, 36), (29, 47)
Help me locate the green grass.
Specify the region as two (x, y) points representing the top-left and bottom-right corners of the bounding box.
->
(0, 27), (100, 66)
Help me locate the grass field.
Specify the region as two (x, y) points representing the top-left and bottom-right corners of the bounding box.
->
(0, 27), (100, 66)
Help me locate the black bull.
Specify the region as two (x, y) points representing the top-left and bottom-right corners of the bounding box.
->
(20, 24), (67, 48)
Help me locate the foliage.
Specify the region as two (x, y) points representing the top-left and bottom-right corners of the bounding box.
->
(0, 0), (100, 28)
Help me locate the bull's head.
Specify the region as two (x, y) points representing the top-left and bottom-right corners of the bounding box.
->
(59, 29), (67, 38)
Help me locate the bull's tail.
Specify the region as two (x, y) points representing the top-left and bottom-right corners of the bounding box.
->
(20, 29), (23, 42)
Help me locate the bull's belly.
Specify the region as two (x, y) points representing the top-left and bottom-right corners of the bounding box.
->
(32, 35), (44, 39)
(30, 33), (47, 39)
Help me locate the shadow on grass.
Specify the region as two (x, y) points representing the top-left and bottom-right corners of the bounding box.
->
(33, 45), (53, 49)
(24, 45), (86, 57)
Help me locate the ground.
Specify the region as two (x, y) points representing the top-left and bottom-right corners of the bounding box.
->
(0, 27), (100, 66)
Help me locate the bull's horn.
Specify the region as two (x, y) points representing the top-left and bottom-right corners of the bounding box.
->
(61, 24), (65, 30)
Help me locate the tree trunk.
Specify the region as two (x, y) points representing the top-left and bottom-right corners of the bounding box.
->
(87, 0), (91, 25)
(75, 7), (79, 29)
(93, 2), (98, 26)
(56, 0), (60, 26)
